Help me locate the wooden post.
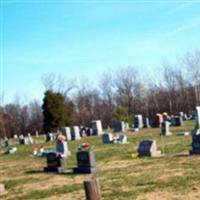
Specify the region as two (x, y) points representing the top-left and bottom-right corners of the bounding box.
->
(83, 179), (101, 200)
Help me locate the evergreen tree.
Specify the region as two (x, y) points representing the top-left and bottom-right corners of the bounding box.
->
(42, 90), (73, 133)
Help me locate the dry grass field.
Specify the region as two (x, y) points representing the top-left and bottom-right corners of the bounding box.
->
(1, 120), (200, 200)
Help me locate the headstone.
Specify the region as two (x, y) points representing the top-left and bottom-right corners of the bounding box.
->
(61, 127), (71, 141)
(4, 136), (9, 147)
(85, 127), (91, 136)
(19, 134), (24, 144)
(143, 117), (150, 128)
(113, 121), (126, 132)
(171, 116), (183, 126)
(27, 133), (34, 144)
(0, 183), (7, 196)
(118, 134), (127, 144)
(190, 106), (200, 155)
(134, 115), (143, 129)
(35, 131), (39, 137)
(74, 150), (98, 173)
(72, 126), (81, 140)
(19, 134), (29, 145)
(44, 152), (66, 173)
(13, 134), (18, 139)
(161, 121), (172, 136)
(91, 120), (103, 135)
(137, 140), (161, 157)
(80, 127), (87, 137)
(179, 112), (184, 120)
(102, 133), (113, 144)
(196, 107), (200, 129)
(162, 112), (168, 122)
(4, 146), (17, 154)
(56, 135), (69, 157)
(125, 123), (129, 130)
(46, 133), (54, 142)
(192, 110), (196, 120)
(153, 113), (163, 127)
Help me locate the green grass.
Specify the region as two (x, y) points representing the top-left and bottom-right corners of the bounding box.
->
(1, 120), (200, 199)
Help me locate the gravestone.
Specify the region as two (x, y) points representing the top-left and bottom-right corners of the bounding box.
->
(190, 106), (200, 155)
(56, 139), (69, 157)
(85, 127), (91, 136)
(46, 133), (54, 142)
(113, 121), (125, 132)
(171, 116), (183, 126)
(161, 121), (172, 136)
(125, 123), (129, 130)
(72, 126), (81, 140)
(102, 133), (113, 144)
(4, 146), (17, 154)
(13, 134), (18, 139)
(118, 134), (127, 144)
(179, 112), (184, 120)
(44, 152), (66, 173)
(35, 131), (39, 137)
(80, 127), (87, 137)
(74, 150), (98, 173)
(4, 136), (9, 147)
(137, 140), (161, 157)
(19, 134), (29, 145)
(62, 127), (71, 141)
(134, 115), (143, 129)
(162, 112), (168, 122)
(153, 113), (163, 127)
(143, 117), (150, 128)
(27, 133), (34, 144)
(91, 120), (103, 135)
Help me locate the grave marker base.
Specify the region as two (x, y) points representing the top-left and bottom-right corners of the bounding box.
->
(73, 166), (99, 174)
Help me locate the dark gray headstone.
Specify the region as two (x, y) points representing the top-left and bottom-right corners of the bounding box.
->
(190, 106), (200, 155)
(44, 152), (66, 172)
(137, 140), (161, 157)
(113, 121), (125, 132)
(74, 151), (98, 173)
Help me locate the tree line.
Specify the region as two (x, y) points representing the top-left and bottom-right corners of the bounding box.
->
(0, 50), (199, 138)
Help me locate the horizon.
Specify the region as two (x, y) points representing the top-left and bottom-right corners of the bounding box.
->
(1, 0), (200, 104)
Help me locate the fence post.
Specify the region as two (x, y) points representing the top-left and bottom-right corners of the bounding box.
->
(83, 178), (101, 200)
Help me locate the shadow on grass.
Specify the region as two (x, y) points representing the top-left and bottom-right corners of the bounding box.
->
(174, 153), (190, 157)
(25, 168), (83, 176)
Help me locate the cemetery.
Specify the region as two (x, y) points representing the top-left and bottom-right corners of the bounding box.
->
(1, 1), (200, 199)
(1, 117), (200, 199)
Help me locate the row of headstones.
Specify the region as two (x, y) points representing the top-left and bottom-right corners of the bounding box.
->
(44, 134), (98, 173)
(133, 113), (184, 130)
(138, 106), (200, 157)
(46, 120), (104, 142)
(41, 106), (200, 176)
(2, 133), (34, 148)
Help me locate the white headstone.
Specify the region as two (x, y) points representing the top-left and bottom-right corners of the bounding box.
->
(13, 134), (18, 139)
(134, 115), (143, 129)
(196, 106), (200, 129)
(27, 133), (34, 144)
(35, 131), (39, 137)
(161, 121), (172, 136)
(91, 120), (103, 135)
(72, 126), (81, 140)
(62, 127), (71, 141)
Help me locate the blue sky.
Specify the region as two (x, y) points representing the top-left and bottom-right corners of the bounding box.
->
(1, 0), (200, 104)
